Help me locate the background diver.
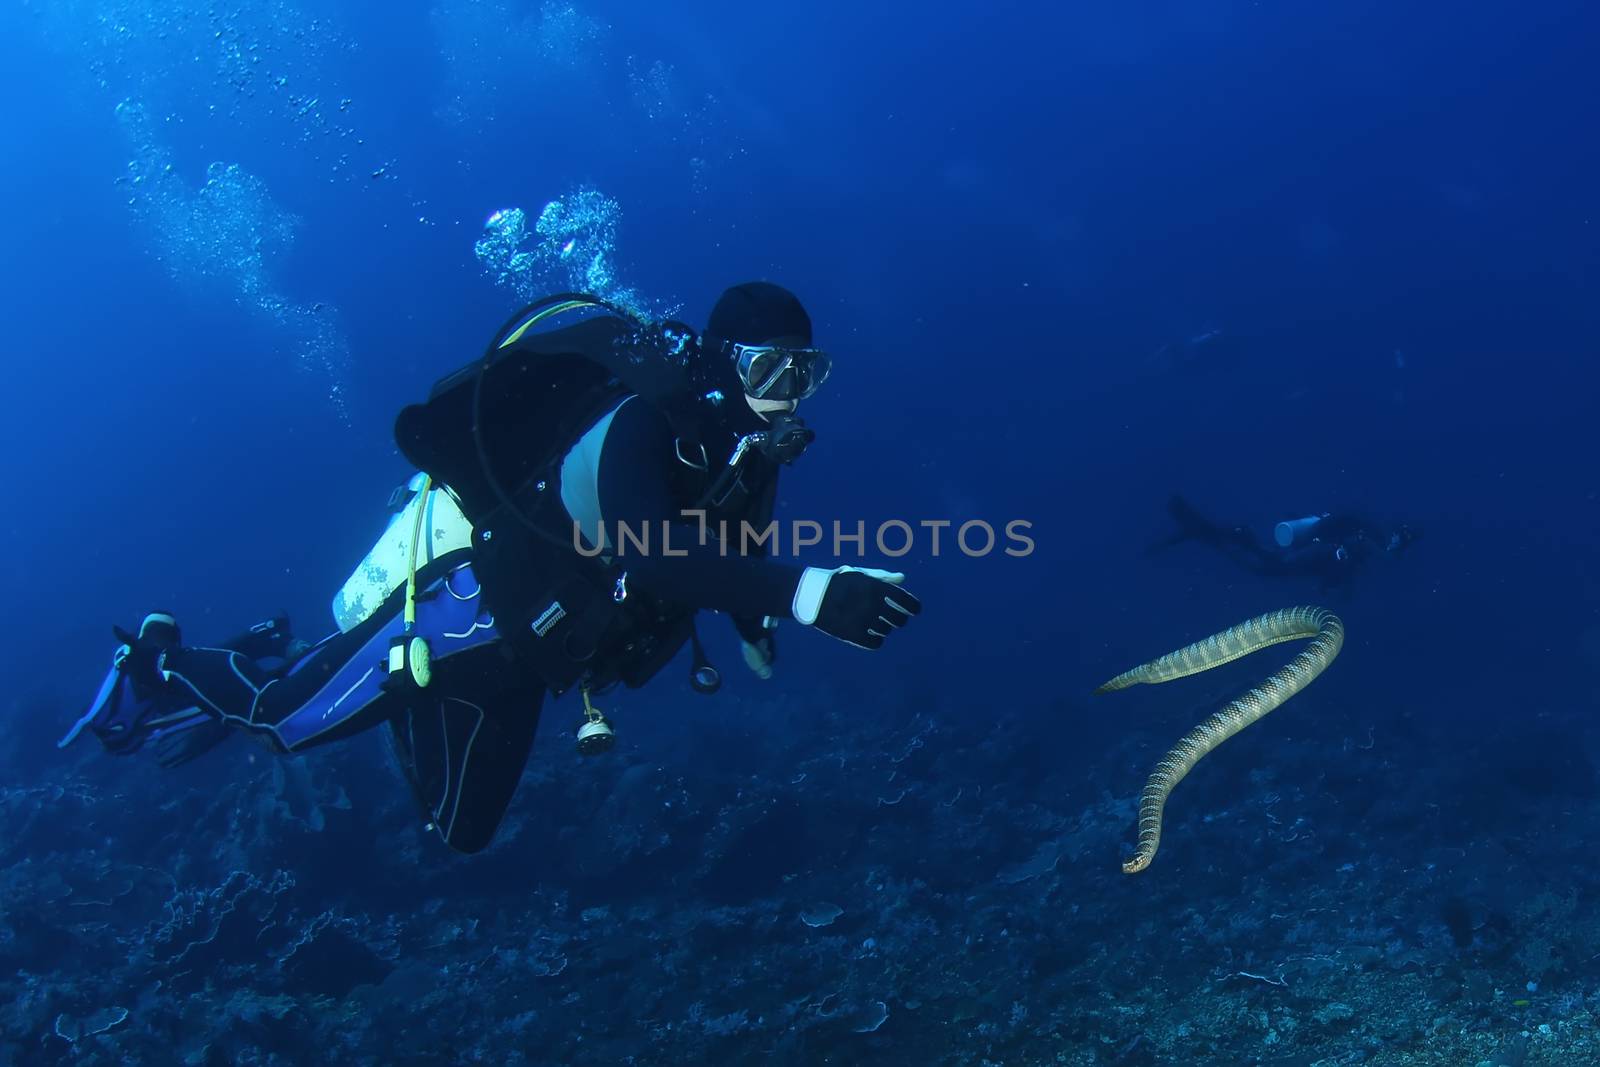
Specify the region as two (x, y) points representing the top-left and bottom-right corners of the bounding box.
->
(1149, 494), (1417, 590)
(60, 282), (923, 854)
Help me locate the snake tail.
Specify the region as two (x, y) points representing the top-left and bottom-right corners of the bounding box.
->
(1097, 606), (1344, 874)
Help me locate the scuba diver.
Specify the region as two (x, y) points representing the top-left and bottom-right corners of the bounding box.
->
(60, 283), (922, 854)
(1149, 494), (1417, 590)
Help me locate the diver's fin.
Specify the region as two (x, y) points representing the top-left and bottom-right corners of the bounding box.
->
(151, 714), (235, 767)
(1145, 495), (1222, 554)
(1168, 495), (1219, 536)
(60, 664), (123, 748)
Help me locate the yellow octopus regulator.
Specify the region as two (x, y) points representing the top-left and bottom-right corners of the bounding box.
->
(1096, 606), (1344, 874)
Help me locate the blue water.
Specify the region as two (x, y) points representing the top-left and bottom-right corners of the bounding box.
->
(5, 1), (1599, 1063)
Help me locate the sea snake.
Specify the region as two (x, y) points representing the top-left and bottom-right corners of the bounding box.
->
(1095, 606), (1345, 874)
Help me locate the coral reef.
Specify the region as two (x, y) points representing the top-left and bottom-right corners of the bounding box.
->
(7, 676), (1599, 1065)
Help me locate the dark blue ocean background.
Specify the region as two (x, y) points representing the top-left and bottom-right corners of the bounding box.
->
(4, 1), (1598, 1063)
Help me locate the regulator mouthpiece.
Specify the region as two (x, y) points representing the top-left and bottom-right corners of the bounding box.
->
(758, 414), (815, 464)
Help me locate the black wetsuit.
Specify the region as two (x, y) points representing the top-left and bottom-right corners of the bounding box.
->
(588, 395), (802, 616)
(94, 385), (806, 853)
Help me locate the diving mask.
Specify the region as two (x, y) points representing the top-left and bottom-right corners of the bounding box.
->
(731, 342), (831, 401)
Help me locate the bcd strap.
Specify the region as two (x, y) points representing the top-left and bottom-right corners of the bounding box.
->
(467, 470), (640, 695)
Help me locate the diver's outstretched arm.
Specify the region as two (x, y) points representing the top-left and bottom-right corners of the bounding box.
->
(593, 396), (804, 619)
(593, 397), (920, 651)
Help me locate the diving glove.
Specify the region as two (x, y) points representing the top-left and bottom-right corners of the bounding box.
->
(792, 566), (921, 650)
(734, 615), (779, 679)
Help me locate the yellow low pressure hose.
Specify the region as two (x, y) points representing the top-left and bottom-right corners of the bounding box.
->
(1096, 606), (1345, 874)
(404, 476), (434, 631)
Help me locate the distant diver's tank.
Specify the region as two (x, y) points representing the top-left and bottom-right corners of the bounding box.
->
(1274, 514), (1328, 548)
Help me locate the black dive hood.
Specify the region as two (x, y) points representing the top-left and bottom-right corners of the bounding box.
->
(697, 281), (819, 466)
